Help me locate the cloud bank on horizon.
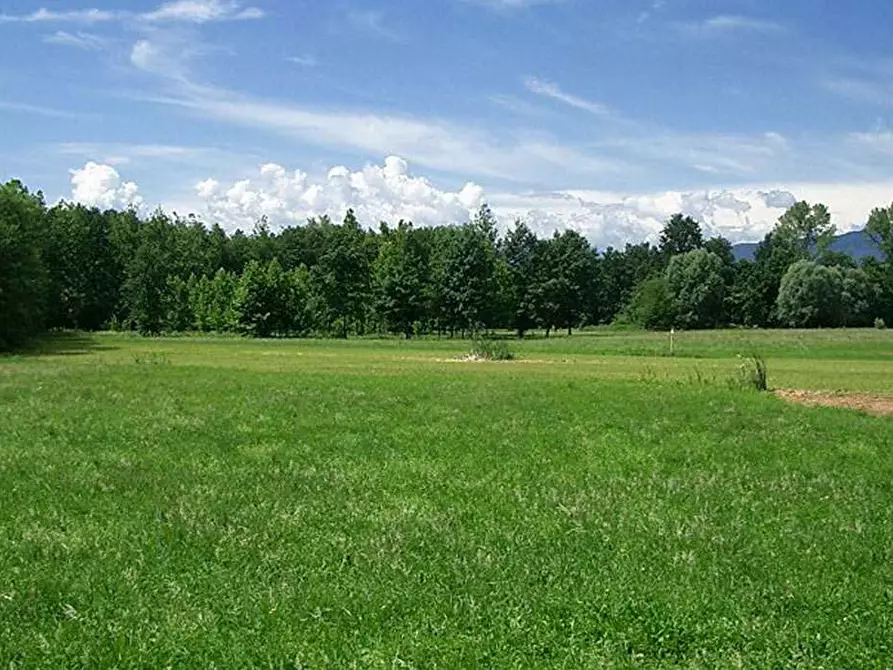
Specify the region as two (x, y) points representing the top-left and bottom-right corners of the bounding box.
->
(67, 155), (890, 248)
(4, 0), (893, 247)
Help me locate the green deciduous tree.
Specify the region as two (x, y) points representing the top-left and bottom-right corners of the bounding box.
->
(866, 203), (893, 263)
(665, 249), (726, 329)
(774, 201), (836, 260)
(626, 276), (675, 330)
(776, 260), (844, 328)
(659, 214), (704, 259)
(841, 267), (880, 327)
(311, 210), (372, 337)
(374, 221), (431, 338)
(500, 220), (541, 338)
(44, 204), (121, 330)
(0, 180), (48, 350)
(536, 230), (594, 335)
(440, 214), (498, 335)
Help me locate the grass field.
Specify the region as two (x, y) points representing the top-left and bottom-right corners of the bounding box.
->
(2, 330), (893, 667)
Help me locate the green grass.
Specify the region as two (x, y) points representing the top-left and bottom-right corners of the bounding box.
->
(2, 331), (893, 666)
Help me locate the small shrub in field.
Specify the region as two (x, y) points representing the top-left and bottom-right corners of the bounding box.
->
(470, 336), (515, 361)
(735, 354), (768, 392)
(875, 318), (887, 330)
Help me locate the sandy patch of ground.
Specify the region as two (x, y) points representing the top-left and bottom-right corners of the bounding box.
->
(437, 355), (518, 363)
(775, 389), (893, 417)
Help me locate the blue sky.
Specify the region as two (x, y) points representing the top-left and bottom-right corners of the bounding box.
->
(1, 0), (891, 245)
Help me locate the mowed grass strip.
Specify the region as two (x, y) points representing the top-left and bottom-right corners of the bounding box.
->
(1, 335), (893, 666)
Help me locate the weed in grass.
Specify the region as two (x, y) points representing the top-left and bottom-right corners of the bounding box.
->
(734, 353), (768, 391)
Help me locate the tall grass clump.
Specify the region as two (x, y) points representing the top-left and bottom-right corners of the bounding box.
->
(470, 335), (515, 361)
(735, 353), (768, 391)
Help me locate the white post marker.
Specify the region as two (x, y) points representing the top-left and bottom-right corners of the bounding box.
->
(669, 327), (675, 357)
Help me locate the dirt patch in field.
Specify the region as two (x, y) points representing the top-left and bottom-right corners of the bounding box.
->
(438, 355), (517, 363)
(775, 389), (893, 417)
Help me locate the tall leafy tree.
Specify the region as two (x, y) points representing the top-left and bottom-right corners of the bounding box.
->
(374, 221), (431, 338)
(122, 212), (178, 334)
(776, 260), (844, 328)
(44, 203), (120, 330)
(597, 242), (662, 324)
(234, 260), (280, 337)
(866, 203), (893, 263)
(774, 201), (836, 260)
(865, 204), (893, 323)
(659, 214), (704, 259)
(500, 220), (540, 338)
(536, 230), (594, 335)
(441, 218), (498, 335)
(665, 249), (726, 329)
(626, 276), (675, 330)
(311, 210), (371, 337)
(841, 267), (880, 327)
(162, 275), (194, 332)
(726, 260), (765, 326)
(0, 180), (48, 349)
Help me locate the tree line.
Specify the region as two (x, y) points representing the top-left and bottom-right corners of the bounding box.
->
(2, 178), (893, 350)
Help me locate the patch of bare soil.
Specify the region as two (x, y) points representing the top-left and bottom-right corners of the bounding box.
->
(775, 389), (893, 417)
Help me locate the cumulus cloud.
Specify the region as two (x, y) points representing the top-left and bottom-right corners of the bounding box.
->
(191, 157), (835, 246)
(490, 182), (892, 248)
(70, 162), (144, 210)
(65, 157), (888, 248)
(490, 188), (801, 248)
(197, 156), (485, 230)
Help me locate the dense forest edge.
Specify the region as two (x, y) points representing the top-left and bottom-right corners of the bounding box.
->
(2, 178), (893, 351)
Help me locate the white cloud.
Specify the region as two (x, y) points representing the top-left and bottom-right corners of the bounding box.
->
(131, 40), (162, 71)
(196, 155), (485, 231)
(489, 188), (798, 248)
(287, 55), (318, 67)
(493, 181), (893, 248)
(0, 8), (119, 24)
(825, 77), (893, 107)
(132, 74), (625, 183)
(141, 0), (264, 24)
(0, 1), (262, 25)
(69, 162), (144, 210)
(197, 159), (893, 247)
(524, 77), (610, 116)
(604, 131), (789, 177)
(679, 15), (785, 36)
(129, 38), (197, 81)
(42, 30), (109, 50)
(462, 0), (563, 9)
(0, 101), (90, 119)
(57, 142), (216, 166)
(63, 158), (893, 248)
(849, 130), (893, 154)
(345, 10), (403, 41)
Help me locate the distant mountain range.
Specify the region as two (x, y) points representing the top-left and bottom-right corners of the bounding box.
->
(732, 229), (881, 262)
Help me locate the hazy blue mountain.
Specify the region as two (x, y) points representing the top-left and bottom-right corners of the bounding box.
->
(732, 229), (881, 262)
